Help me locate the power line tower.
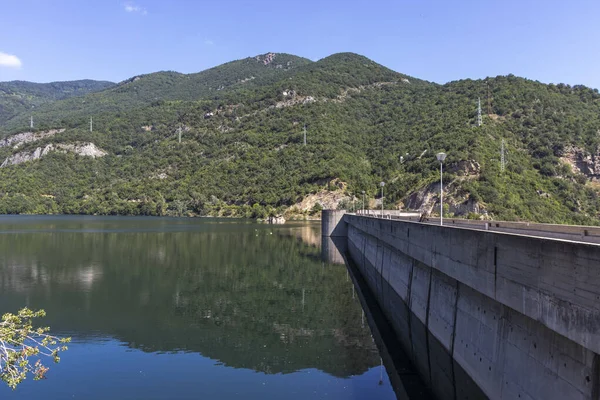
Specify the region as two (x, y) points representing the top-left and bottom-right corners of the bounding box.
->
(303, 124), (307, 146)
(501, 139), (506, 173)
(90, 117), (93, 133)
(477, 97), (482, 127)
(30, 115), (33, 129)
(176, 111), (187, 144)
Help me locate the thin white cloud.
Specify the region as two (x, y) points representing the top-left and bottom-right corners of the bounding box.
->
(0, 52), (22, 68)
(124, 2), (147, 15)
(204, 39), (215, 46)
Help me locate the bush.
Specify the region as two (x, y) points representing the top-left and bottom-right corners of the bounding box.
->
(310, 203), (323, 215)
(575, 174), (588, 185)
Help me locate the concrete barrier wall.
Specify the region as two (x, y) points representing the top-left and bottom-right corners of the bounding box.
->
(397, 215), (600, 244)
(345, 215), (600, 400)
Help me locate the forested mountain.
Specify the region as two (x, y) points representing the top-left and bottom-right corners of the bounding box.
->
(0, 79), (115, 125)
(0, 53), (311, 131)
(1, 52), (600, 224)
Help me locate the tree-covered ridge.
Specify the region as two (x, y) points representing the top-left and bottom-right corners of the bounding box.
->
(0, 53), (312, 133)
(0, 52), (600, 224)
(0, 80), (115, 125)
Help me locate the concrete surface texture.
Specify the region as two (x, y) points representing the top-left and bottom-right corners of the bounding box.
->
(341, 214), (600, 400)
(321, 209), (348, 237)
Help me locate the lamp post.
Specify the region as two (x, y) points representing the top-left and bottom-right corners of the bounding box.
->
(380, 182), (385, 218)
(436, 152), (447, 226)
(362, 190), (365, 214)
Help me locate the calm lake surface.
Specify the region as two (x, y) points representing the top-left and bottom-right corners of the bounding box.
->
(0, 216), (396, 399)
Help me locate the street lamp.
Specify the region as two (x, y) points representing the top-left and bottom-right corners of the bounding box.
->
(380, 182), (385, 218)
(362, 190), (365, 214)
(436, 152), (447, 226)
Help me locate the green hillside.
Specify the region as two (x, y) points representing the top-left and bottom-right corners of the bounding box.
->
(0, 52), (599, 224)
(0, 79), (115, 125)
(0, 53), (312, 133)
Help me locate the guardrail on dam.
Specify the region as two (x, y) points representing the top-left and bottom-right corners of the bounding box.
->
(323, 210), (600, 400)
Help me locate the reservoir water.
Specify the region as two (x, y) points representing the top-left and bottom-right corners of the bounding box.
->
(0, 216), (397, 399)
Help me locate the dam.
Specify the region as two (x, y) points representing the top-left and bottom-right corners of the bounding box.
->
(322, 210), (600, 400)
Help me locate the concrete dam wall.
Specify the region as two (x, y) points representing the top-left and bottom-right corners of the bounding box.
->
(327, 212), (600, 400)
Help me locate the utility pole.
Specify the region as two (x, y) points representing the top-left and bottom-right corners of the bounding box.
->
(30, 116), (33, 129)
(177, 126), (182, 144)
(477, 97), (482, 127)
(303, 124), (307, 146)
(501, 139), (506, 173)
(90, 117), (93, 133)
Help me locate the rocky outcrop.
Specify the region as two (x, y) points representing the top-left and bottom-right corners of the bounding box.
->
(255, 52), (276, 66)
(451, 197), (484, 215)
(0, 129), (65, 149)
(403, 159), (483, 216)
(151, 172), (168, 180)
(295, 191), (350, 212)
(272, 81), (399, 109)
(1, 145), (52, 166)
(1, 142), (107, 167)
(239, 76), (255, 84)
(405, 185), (438, 213)
(65, 143), (107, 158)
(404, 181), (485, 217)
(262, 52), (275, 65)
(293, 179), (350, 211)
(274, 94), (316, 108)
(561, 145), (600, 178)
(448, 159), (481, 176)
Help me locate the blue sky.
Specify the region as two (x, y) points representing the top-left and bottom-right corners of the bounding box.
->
(1, 0), (599, 88)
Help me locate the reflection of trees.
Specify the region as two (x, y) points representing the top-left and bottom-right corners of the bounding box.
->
(0, 219), (379, 377)
(276, 222), (322, 248)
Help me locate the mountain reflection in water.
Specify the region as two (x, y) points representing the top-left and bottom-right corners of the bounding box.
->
(0, 216), (396, 400)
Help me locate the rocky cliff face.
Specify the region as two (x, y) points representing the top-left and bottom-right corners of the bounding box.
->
(293, 179), (350, 211)
(404, 182), (485, 216)
(1, 142), (107, 167)
(0, 129), (65, 149)
(561, 146), (600, 179)
(448, 159), (481, 176)
(404, 159), (485, 217)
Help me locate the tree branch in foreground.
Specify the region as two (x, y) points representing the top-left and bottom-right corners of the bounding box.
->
(0, 308), (70, 389)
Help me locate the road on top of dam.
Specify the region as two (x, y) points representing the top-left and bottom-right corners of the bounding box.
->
(351, 213), (600, 245)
